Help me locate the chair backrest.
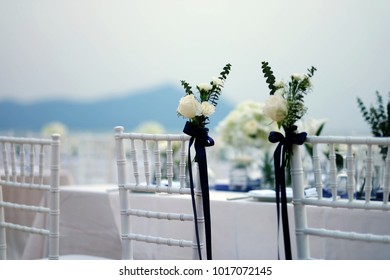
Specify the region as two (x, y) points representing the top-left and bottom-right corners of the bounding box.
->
(0, 134), (61, 260)
(114, 126), (205, 260)
(290, 135), (390, 259)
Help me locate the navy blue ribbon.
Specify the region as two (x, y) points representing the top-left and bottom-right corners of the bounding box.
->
(183, 121), (214, 260)
(268, 126), (307, 260)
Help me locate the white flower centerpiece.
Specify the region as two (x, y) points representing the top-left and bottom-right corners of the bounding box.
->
(217, 100), (273, 151)
(216, 100), (276, 190)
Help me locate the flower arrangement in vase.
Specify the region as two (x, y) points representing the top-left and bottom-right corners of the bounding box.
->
(216, 100), (276, 190)
(356, 91), (390, 199)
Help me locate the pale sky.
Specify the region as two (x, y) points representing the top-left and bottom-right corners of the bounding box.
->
(1, 0), (390, 135)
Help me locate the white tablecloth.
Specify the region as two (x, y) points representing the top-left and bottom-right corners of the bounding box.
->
(11, 184), (390, 259)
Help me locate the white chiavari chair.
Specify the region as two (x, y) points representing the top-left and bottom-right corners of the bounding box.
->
(290, 135), (390, 259)
(0, 134), (108, 260)
(0, 134), (61, 259)
(114, 126), (205, 260)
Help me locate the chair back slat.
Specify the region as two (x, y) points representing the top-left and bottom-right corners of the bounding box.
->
(141, 139), (151, 186)
(154, 140), (162, 186)
(19, 144), (25, 183)
(29, 144), (35, 182)
(384, 148), (390, 204)
(328, 143), (338, 200)
(365, 144), (374, 201)
(11, 143), (17, 181)
(312, 143), (323, 198)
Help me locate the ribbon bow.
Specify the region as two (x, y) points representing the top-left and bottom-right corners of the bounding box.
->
(183, 121), (214, 260)
(268, 126), (307, 260)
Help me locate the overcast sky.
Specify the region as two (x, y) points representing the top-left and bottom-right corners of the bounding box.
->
(1, 0), (390, 135)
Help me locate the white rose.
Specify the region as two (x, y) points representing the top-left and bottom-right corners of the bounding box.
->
(291, 73), (304, 81)
(211, 77), (223, 86)
(304, 76), (313, 89)
(177, 94), (202, 119)
(273, 80), (284, 88)
(243, 119), (258, 136)
(304, 118), (327, 135)
(274, 88), (285, 96)
(201, 102), (215, 117)
(197, 83), (213, 92)
(263, 92), (288, 123)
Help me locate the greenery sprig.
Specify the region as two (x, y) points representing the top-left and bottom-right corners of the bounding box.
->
(357, 91), (390, 137)
(357, 91), (390, 159)
(208, 63), (232, 106)
(180, 80), (193, 96)
(261, 61), (276, 95)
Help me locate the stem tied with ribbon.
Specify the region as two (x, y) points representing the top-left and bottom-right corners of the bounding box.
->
(183, 121), (214, 260)
(268, 125), (307, 260)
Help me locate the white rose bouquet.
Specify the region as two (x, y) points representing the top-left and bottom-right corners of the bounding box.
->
(177, 63), (232, 128)
(261, 61), (316, 130)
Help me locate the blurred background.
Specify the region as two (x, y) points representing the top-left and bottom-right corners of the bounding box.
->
(1, 0), (389, 185)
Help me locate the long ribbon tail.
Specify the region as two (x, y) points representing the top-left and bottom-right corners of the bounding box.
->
(273, 142), (291, 260)
(273, 143), (281, 260)
(183, 121), (214, 260)
(195, 140), (212, 260)
(280, 145), (292, 260)
(187, 137), (202, 260)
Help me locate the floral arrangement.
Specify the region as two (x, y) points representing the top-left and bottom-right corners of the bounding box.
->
(357, 91), (390, 137)
(41, 121), (68, 137)
(261, 61), (317, 260)
(216, 100), (275, 150)
(357, 91), (390, 159)
(298, 118), (327, 157)
(261, 61), (317, 130)
(177, 63), (232, 128)
(176, 63), (232, 260)
(134, 121), (166, 134)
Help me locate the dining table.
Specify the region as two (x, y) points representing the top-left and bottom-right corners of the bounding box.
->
(8, 183), (390, 260)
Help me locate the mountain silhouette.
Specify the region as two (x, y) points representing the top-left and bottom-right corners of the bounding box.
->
(0, 84), (234, 134)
